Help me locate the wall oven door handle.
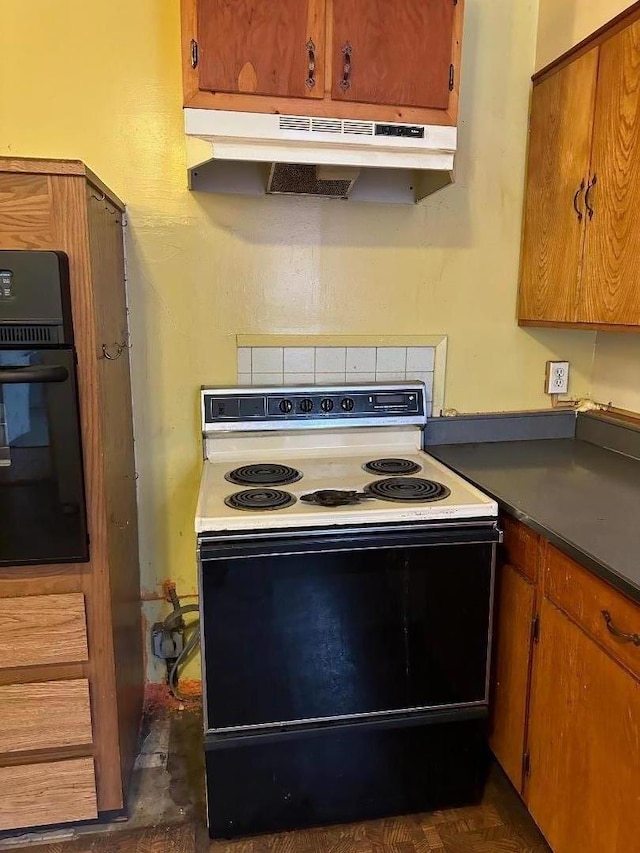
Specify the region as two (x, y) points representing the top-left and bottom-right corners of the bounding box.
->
(0, 364), (69, 384)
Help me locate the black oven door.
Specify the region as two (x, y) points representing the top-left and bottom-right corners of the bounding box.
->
(200, 524), (497, 734)
(0, 348), (88, 566)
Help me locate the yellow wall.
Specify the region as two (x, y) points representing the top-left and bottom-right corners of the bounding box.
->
(536, 0), (630, 68)
(1, 0), (598, 680)
(537, 0), (640, 414)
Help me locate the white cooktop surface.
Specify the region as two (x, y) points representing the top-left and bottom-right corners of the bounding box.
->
(196, 443), (497, 533)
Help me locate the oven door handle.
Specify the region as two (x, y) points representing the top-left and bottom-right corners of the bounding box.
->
(0, 365), (69, 384)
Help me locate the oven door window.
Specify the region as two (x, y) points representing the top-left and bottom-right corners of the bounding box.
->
(201, 541), (493, 731)
(0, 349), (88, 566)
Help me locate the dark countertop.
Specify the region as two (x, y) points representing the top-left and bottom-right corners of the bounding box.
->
(429, 438), (640, 604)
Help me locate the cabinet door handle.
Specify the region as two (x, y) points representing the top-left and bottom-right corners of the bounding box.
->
(585, 174), (597, 220)
(601, 610), (640, 646)
(306, 39), (316, 89)
(340, 42), (352, 92)
(573, 180), (585, 222)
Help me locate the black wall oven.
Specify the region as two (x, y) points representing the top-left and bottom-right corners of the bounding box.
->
(199, 521), (498, 837)
(0, 250), (88, 567)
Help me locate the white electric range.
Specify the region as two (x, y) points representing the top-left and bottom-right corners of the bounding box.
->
(196, 382), (497, 533)
(196, 382), (500, 840)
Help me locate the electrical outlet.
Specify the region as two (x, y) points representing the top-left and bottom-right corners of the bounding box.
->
(545, 361), (570, 395)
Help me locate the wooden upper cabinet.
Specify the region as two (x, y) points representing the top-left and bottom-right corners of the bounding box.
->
(580, 20), (640, 326)
(196, 0), (325, 98)
(518, 49), (598, 323)
(331, 0), (456, 110)
(183, 0), (464, 124)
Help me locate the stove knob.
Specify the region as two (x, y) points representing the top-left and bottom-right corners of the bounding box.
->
(341, 397), (355, 412)
(299, 398), (314, 413)
(279, 399), (293, 414)
(320, 398), (334, 413)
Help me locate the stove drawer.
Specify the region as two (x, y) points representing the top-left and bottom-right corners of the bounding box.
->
(200, 532), (495, 733)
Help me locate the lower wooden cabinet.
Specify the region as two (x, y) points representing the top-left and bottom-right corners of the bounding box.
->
(491, 517), (640, 853)
(489, 561), (536, 792)
(527, 597), (640, 853)
(0, 758), (97, 831)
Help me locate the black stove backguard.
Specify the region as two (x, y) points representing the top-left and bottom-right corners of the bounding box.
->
(199, 521), (498, 838)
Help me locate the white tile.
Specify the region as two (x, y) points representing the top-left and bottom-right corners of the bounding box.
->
(406, 372), (434, 398)
(376, 347), (407, 373)
(283, 373), (315, 385)
(315, 347), (346, 373)
(237, 373), (252, 386)
(347, 372), (376, 382)
(375, 371), (407, 382)
(251, 372), (284, 386)
(316, 372), (346, 384)
(346, 347), (376, 373)
(406, 347), (435, 373)
(284, 347), (315, 374)
(251, 347), (283, 373)
(236, 347), (252, 374)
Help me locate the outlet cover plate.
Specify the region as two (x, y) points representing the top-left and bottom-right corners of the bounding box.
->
(545, 361), (570, 395)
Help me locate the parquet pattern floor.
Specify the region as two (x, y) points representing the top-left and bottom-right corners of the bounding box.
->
(3, 711), (550, 853)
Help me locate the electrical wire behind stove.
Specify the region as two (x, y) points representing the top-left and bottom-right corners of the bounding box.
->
(153, 582), (200, 701)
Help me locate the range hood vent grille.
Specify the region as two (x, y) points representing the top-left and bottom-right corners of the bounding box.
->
(278, 116), (374, 137)
(267, 163), (356, 198)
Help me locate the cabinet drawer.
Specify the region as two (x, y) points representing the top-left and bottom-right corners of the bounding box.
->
(0, 757), (97, 830)
(2, 594), (88, 668)
(0, 679), (92, 754)
(501, 516), (540, 582)
(546, 545), (640, 680)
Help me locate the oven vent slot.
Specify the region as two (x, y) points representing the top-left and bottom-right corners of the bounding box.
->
(343, 120), (374, 135)
(0, 325), (58, 344)
(279, 116), (312, 132)
(311, 118), (342, 134)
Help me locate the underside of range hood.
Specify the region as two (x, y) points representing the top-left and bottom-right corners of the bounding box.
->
(185, 109), (456, 204)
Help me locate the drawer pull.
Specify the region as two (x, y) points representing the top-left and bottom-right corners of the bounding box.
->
(601, 610), (640, 647)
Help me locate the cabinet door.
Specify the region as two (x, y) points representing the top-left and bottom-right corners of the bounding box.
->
(489, 562), (536, 793)
(518, 50), (598, 324)
(526, 598), (640, 853)
(331, 0), (456, 109)
(580, 20), (640, 325)
(197, 0), (325, 99)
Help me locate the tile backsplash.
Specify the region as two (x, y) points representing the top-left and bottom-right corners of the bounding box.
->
(237, 346), (436, 407)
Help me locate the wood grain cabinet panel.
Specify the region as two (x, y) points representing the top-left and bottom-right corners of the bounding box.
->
(331, 0), (456, 109)
(501, 516), (540, 583)
(489, 562), (536, 793)
(546, 545), (640, 680)
(197, 0), (325, 99)
(0, 679), (92, 754)
(580, 20), (640, 326)
(2, 594), (88, 669)
(0, 758), (97, 831)
(0, 173), (53, 249)
(518, 49), (598, 323)
(526, 598), (640, 853)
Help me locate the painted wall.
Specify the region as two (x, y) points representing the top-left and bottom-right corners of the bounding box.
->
(1, 0), (597, 680)
(536, 0), (630, 68)
(537, 0), (640, 414)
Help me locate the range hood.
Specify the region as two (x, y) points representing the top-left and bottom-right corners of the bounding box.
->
(185, 109), (457, 204)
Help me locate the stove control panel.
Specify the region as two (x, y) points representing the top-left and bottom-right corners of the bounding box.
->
(203, 383), (427, 431)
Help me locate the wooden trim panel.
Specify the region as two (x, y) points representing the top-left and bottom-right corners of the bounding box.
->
(545, 545), (640, 681)
(501, 516), (540, 583)
(0, 758), (97, 831)
(0, 679), (92, 755)
(519, 319), (640, 332)
(0, 157), (124, 210)
(2, 594), (88, 669)
(533, 1), (640, 85)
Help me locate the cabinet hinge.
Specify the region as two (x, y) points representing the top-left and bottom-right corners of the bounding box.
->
(532, 614), (540, 644)
(190, 38), (199, 69)
(448, 64), (455, 92)
(523, 751), (531, 778)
